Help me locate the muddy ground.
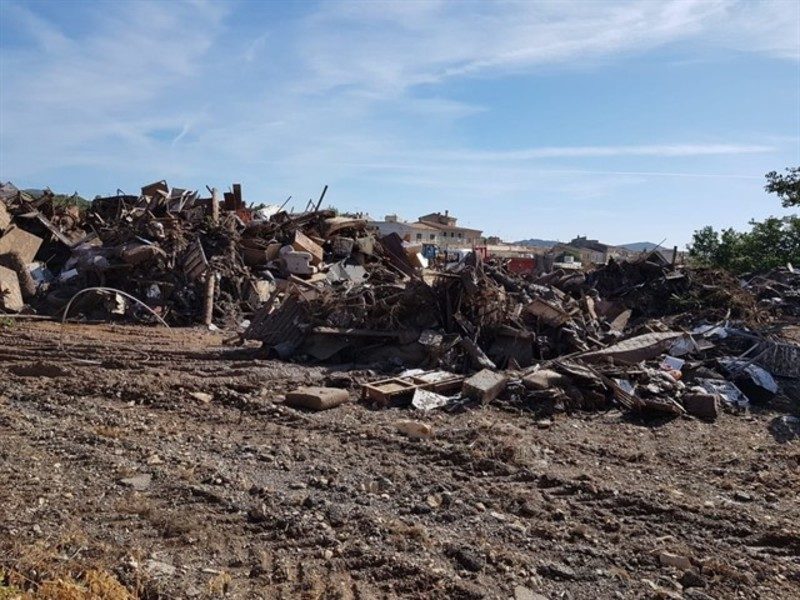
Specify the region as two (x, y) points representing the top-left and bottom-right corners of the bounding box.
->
(1, 321), (798, 599)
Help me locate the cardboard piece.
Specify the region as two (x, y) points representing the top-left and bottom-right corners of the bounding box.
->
(0, 226), (43, 264)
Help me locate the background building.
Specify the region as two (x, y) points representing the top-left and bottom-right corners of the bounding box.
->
(417, 211), (482, 248)
(368, 211), (482, 248)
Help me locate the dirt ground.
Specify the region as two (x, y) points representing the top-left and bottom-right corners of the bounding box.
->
(1, 321), (799, 599)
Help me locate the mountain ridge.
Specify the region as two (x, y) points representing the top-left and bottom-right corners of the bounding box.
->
(512, 239), (665, 251)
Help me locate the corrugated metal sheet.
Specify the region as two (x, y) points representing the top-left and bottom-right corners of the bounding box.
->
(244, 295), (308, 348)
(182, 238), (208, 282)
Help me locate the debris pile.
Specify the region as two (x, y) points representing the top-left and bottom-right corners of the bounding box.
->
(237, 225), (797, 419)
(0, 180), (351, 326)
(2, 179), (797, 422)
(743, 266), (800, 316)
(243, 246), (784, 369)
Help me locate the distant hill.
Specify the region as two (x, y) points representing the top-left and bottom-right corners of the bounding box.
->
(619, 241), (663, 253)
(23, 188), (90, 209)
(513, 239), (673, 253)
(514, 238), (560, 248)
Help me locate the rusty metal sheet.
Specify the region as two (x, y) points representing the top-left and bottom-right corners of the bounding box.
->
(141, 180), (168, 199)
(380, 233), (415, 276)
(33, 211), (78, 246)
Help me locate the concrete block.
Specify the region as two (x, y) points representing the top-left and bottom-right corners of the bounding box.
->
(396, 419), (434, 439)
(522, 368), (568, 390)
(463, 369), (508, 403)
(285, 386), (349, 411)
(0, 265), (24, 311)
(280, 246), (317, 275)
(0, 226), (42, 264)
(682, 393), (720, 420)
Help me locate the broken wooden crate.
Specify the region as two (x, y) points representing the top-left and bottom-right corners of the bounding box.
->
(362, 370), (464, 406)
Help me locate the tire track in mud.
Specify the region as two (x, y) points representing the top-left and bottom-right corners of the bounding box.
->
(5, 387), (794, 598)
(2, 322), (799, 598)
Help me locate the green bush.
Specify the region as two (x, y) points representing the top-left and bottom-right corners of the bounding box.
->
(688, 168), (799, 273)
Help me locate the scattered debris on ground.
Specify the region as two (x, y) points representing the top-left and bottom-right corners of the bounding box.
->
(1, 180), (799, 598)
(1, 322), (798, 599)
(1, 178), (798, 421)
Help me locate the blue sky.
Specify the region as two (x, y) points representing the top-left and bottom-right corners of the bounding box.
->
(1, 0), (798, 247)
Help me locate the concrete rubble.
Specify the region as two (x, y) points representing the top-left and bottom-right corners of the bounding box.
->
(285, 386), (350, 411)
(1, 179), (798, 424)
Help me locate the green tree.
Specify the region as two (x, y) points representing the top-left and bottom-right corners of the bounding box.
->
(688, 217), (799, 273)
(687, 225), (721, 266)
(765, 166), (800, 207)
(716, 227), (744, 270)
(688, 168), (800, 273)
(52, 193), (90, 209)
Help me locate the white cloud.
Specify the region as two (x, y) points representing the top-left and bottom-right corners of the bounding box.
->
(0, 0), (229, 177)
(298, 0), (799, 94)
(0, 0), (796, 245)
(1, 2), (71, 54)
(711, 0), (800, 61)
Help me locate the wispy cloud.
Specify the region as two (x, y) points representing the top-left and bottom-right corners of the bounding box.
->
(0, 0), (229, 177)
(298, 0), (799, 94)
(244, 33), (268, 63)
(2, 0), (795, 180)
(424, 144), (776, 161)
(0, 0), (797, 244)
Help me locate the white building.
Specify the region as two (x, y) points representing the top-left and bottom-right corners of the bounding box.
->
(368, 212), (482, 248)
(367, 214), (441, 244)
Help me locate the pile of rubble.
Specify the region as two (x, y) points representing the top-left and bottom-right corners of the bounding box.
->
(744, 266), (800, 316)
(2, 178), (797, 422)
(0, 180), (358, 326)
(242, 241), (773, 370)
(244, 238), (797, 420)
(288, 316), (799, 424)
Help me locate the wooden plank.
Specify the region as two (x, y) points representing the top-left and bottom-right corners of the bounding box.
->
(362, 378), (419, 404)
(292, 230), (324, 265)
